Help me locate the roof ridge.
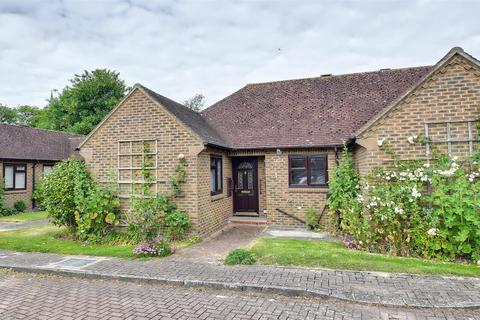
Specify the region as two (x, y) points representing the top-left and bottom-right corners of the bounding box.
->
(0, 123), (84, 137)
(244, 65), (434, 87)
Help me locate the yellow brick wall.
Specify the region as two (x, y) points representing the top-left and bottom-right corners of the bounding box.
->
(356, 54), (480, 176)
(80, 88), (205, 233)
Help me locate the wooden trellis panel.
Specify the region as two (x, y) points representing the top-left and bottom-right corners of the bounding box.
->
(117, 139), (158, 198)
(424, 119), (479, 163)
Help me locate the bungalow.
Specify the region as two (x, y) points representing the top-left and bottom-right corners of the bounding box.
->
(79, 47), (479, 237)
(0, 124), (84, 210)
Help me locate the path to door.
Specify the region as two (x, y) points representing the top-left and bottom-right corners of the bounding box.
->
(167, 224), (265, 263)
(0, 219), (49, 232)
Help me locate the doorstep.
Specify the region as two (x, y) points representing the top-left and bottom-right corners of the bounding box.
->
(228, 215), (267, 225)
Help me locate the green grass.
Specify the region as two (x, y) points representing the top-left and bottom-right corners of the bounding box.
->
(0, 211), (49, 222)
(250, 238), (480, 277)
(0, 224), (134, 258)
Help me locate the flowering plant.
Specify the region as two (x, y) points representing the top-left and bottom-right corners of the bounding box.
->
(133, 236), (172, 257)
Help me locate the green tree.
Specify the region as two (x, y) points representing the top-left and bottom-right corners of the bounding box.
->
(183, 93), (205, 112)
(0, 104), (18, 124)
(39, 69), (129, 134)
(16, 105), (41, 126)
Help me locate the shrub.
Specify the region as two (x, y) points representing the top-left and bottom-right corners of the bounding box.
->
(164, 209), (191, 240)
(224, 249), (256, 265)
(13, 200), (26, 212)
(34, 159), (92, 231)
(305, 207), (320, 229)
(133, 236), (172, 257)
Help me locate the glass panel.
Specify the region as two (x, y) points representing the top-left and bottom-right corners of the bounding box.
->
(290, 157), (306, 169)
(238, 172), (244, 190)
(16, 165), (25, 171)
(310, 157), (326, 185)
(43, 165), (53, 175)
(15, 171), (25, 189)
(216, 159), (222, 191)
(4, 166), (13, 189)
(238, 161), (253, 170)
(290, 170), (308, 185)
(247, 170), (253, 190)
(210, 167), (216, 192)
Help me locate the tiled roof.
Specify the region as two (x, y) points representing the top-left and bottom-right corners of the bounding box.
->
(0, 124), (84, 161)
(201, 66), (433, 149)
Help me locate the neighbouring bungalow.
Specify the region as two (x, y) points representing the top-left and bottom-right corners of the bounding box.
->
(0, 124), (84, 210)
(79, 47), (480, 237)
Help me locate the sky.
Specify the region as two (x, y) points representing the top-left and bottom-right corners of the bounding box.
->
(1, 0), (480, 109)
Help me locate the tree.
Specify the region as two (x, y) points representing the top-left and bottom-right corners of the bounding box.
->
(16, 105), (41, 126)
(39, 69), (129, 135)
(0, 104), (18, 124)
(183, 94), (205, 112)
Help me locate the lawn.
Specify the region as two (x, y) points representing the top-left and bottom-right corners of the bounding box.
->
(250, 238), (480, 277)
(0, 211), (49, 222)
(0, 224), (135, 258)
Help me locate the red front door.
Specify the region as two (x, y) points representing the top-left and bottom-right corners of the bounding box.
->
(232, 158), (259, 214)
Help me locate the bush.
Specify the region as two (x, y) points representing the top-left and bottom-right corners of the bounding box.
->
(224, 249), (256, 265)
(34, 159), (92, 231)
(133, 236), (172, 257)
(13, 200), (26, 212)
(0, 207), (17, 217)
(164, 210), (191, 240)
(305, 207), (320, 229)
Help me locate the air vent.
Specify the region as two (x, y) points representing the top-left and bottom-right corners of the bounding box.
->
(380, 68), (391, 71)
(321, 74), (332, 77)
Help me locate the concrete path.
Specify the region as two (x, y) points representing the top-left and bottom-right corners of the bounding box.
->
(0, 249), (478, 309)
(167, 225), (265, 263)
(2, 271), (478, 320)
(0, 219), (49, 232)
(260, 225), (341, 242)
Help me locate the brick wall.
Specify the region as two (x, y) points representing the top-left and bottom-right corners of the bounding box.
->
(355, 54), (480, 175)
(80, 88), (205, 233)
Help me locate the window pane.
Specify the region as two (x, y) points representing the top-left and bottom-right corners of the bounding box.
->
(15, 171), (25, 189)
(4, 166), (13, 189)
(290, 158), (306, 169)
(290, 170), (307, 185)
(216, 159), (222, 191)
(210, 167), (216, 192)
(16, 165), (25, 171)
(43, 165), (53, 175)
(310, 157), (326, 185)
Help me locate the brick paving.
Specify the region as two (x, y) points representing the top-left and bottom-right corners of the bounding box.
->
(0, 271), (478, 320)
(0, 249), (478, 309)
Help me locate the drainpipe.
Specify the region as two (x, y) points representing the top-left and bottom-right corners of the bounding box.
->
(334, 146), (339, 175)
(32, 162), (36, 209)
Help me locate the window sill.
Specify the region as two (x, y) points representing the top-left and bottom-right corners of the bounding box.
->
(211, 193), (226, 202)
(288, 187), (328, 193)
(4, 190), (28, 194)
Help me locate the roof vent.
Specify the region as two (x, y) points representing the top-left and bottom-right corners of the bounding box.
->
(320, 74), (332, 77)
(380, 68), (391, 71)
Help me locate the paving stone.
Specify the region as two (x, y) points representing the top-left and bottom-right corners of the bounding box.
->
(0, 249), (478, 309)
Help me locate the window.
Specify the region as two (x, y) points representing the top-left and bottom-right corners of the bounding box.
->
(43, 165), (54, 175)
(288, 155), (328, 187)
(3, 164), (27, 190)
(210, 155), (223, 195)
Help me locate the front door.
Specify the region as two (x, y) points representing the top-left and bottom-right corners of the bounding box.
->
(233, 158), (259, 214)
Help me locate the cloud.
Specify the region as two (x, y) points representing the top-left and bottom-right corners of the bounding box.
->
(0, 0), (479, 108)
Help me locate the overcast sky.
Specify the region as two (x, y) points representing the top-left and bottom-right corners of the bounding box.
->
(1, 0), (479, 108)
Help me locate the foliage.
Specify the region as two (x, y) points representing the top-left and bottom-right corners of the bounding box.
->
(126, 144), (191, 243)
(13, 200), (26, 212)
(183, 93), (205, 112)
(0, 104), (18, 124)
(224, 249), (256, 265)
(329, 143), (480, 262)
(305, 207), (320, 229)
(37, 69), (129, 134)
(75, 183), (121, 241)
(327, 145), (360, 228)
(133, 235), (172, 257)
(34, 159), (91, 230)
(34, 158), (120, 240)
(251, 238), (480, 277)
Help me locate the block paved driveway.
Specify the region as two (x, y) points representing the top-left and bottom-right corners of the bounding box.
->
(0, 271), (478, 320)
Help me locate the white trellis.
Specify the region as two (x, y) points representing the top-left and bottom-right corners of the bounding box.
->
(424, 118), (479, 164)
(117, 139), (158, 198)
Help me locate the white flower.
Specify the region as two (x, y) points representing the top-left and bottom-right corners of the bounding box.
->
(377, 138), (385, 147)
(411, 186), (421, 198)
(394, 207), (404, 214)
(356, 194), (364, 203)
(407, 136), (415, 144)
(177, 153), (185, 159)
(427, 228), (438, 236)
